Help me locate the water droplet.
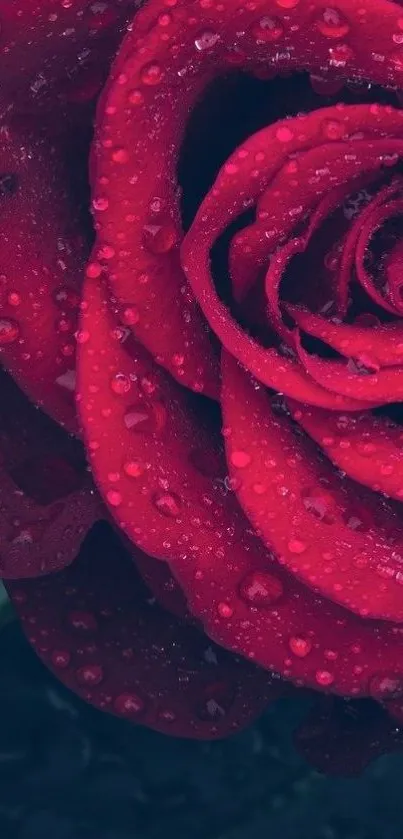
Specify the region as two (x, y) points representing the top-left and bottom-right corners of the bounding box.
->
(0, 318), (19, 344)
(122, 306), (140, 326)
(128, 88), (144, 106)
(315, 669), (334, 687)
(251, 16), (284, 42)
(194, 30), (221, 50)
(276, 125), (294, 143)
(92, 196), (109, 212)
(123, 460), (145, 478)
(329, 43), (354, 67)
(153, 491), (182, 517)
(289, 636), (312, 658)
(322, 118), (345, 140)
(369, 672), (403, 700)
(76, 664), (104, 686)
(111, 147), (129, 164)
(288, 539), (307, 554)
(239, 570), (284, 606)
(124, 401), (166, 435)
(230, 450), (251, 468)
(197, 681), (235, 720)
(142, 222), (177, 254)
(275, 0), (300, 8)
(315, 7), (350, 38)
(53, 286), (80, 310)
(110, 372), (131, 396)
(107, 489), (122, 507)
(51, 650), (71, 669)
(114, 692), (146, 716)
(140, 62), (163, 86)
(301, 487), (335, 524)
(217, 602), (234, 619)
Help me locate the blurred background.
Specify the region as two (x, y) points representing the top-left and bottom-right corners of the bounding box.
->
(1, 616), (403, 839)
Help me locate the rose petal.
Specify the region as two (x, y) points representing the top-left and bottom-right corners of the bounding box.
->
(78, 281), (403, 696)
(0, 123), (88, 431)
(5, 522), (282, 739)
(288, 307), (403, 368)
(0, 369), (100, 578)
(221, 350), (403, 622)
(0, 0), (140, 115)
(183, 113), (403, 408)
(287, 401), (403, 502)
(295, 334), (403, 404)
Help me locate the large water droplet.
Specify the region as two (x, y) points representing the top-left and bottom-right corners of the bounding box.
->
(315, 7), (350, 38)
(113, 692), (146, 716)
(289, 636), (313, 658)
(194, 30), (221, 50)
(153, 491), (182, 517)
(251, 16), (284, 42)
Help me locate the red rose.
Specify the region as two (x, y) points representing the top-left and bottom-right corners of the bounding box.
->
(4, 0), (403, 773)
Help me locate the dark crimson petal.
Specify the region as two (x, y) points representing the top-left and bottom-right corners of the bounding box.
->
(0, 0), (140, 115)
(125, 540), (192, 621)
(78, 288), (403, 696)
(221, 350), (403, 622)
(0, 124), (88, 431)
(0, 369), (100, 578)
(288, 307), (403, 368)
(296, 335), (403, 404)
(5, 523), (282, 739)
(295, 696), (403, 776)
(287, 401), (403, 502)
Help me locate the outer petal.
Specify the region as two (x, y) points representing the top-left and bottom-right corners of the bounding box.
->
(0, 369), (100, 578)
(0, 0), (140, 115)
(5, 522), (283, 739)
(0, 123), (88, 431)
(221, 350), (403, 622)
